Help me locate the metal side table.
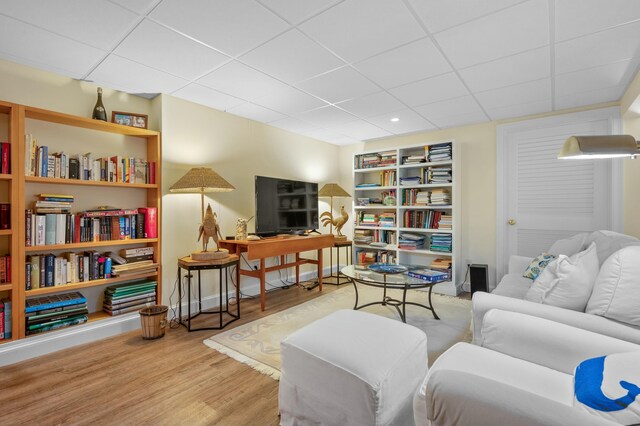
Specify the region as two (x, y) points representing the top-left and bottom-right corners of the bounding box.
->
(325, 239), (353, 285)
(177, 254), (240, 331)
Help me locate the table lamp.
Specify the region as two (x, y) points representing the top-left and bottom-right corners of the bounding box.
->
(318, 183), (351, 241)
(169, 167), (235, 260)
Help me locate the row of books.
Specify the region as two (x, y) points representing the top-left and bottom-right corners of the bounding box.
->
(25, 291), (88, 336)
(354, 150), (397, 169)
(0, 254), (10, 284)
(426, 142), (452, 162)
(0, 298), (11, 340)
(24, 207), (157, 246)
(430, 233), (452, 253)
(354, 229), (397, 245)
(398, 233), (425, 250)
(24, 135), (156, 184)
(0, 142), (9, 174)
(380, 170), (396, 186)
(357, 211), (397, 227)
(356, 249), (396, 265)
(0, 203), (8, 230)
(24, 247), (154, 290)
(402, 210), (449, 229)
(103, 280), (157, 316)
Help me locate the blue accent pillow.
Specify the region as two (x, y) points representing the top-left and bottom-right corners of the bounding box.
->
(523, 253), (556, 280)
(574, 352), (640, 424)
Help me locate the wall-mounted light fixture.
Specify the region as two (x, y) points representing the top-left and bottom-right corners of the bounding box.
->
(558, 135), (639, 160)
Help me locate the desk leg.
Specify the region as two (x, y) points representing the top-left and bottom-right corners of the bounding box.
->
(295, 253), (300, 287)
(234, 247), (241, 304)
(177, 265), (182, 325)
(318, 248), (323, 291)
(260, 258), (266, 311)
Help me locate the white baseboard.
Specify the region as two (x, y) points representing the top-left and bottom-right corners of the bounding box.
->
(0, 268), (331, 367)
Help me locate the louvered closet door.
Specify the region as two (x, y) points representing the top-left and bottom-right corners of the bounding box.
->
(498, 108), (622, 279)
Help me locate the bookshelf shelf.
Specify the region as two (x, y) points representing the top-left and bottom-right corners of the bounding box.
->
(0, 174), (12, 181)
(25, 238), (159, 252)
(352, 142), (459, 296)
(25, 271), (159, 296)
(25, 176), (158, 189)
(0, 230), (11, 236)
(0, 283), (12, 292)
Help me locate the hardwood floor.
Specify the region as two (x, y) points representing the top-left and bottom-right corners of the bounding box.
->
(0, 283), (342, 425)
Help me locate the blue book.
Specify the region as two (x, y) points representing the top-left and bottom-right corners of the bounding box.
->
(44, 214), (56, 245)
(40, 145), (48, 177)
(25, 291), (87, 313)
(407, 269), (449, 283)
(2, 299), (11, 339)
(45, 254), (55, 287)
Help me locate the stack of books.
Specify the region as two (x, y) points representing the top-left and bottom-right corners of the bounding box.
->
(429, 189), (451, 205)
(430, 258), (452, 281)
(430, 234), (452, 253)
(426, 167), (452, 183)
(427, 142), (452, 162)
(111, 260), (158, 277)
(438, 214), (453, 230)
(33, 193), (74, 214)
(378, 212), (396, 227)
(25, 291), (88, 336)
(103, 281), (157, 316)
(354, 150), (397, 169)
(119, 247), (154, 263)
(407, 268), (449, 283)
(398, 233), (425, 250)
(402, 154), (426, 164)
(399, 176), (421, 186)
(354, 229), (373, 245)
(356, 250), (378, 264)
(358, 213), (378, 226)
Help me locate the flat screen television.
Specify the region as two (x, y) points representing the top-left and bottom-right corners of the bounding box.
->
(255, 176), (319, 236)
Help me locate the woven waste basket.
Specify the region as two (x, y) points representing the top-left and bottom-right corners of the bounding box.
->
(139, 305), (168, 340)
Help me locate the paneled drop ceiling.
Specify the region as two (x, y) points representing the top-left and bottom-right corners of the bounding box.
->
(1, 0), (639, 145)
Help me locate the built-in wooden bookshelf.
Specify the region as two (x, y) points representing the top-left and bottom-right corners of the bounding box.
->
(352, 142), (460, 296)
(0, 102), (163, 342)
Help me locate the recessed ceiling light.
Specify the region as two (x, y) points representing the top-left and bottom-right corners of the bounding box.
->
(390, 117), (400, 122)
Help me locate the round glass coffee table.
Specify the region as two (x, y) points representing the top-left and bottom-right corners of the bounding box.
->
(341, 265), (440, 323)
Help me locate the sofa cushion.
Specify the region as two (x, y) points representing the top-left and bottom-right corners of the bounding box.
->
(584, 230), (638, 266)
(573, 352), (640, 425)
(492, 274), (532, 299)
(524, 242), (599, 312)
(548, 232), (588, 256)
(523, 253), (557, 280)
(586, 246), (640, 327)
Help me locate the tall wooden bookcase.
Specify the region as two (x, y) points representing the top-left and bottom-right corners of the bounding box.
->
(0, 102), (161, 344)
(352, 141), (460, 296)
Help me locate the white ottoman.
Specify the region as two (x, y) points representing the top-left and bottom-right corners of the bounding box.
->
(279, 309), (428, 426)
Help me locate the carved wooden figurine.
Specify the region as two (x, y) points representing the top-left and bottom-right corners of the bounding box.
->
(198, 204), (223, 252)
(320, 206), (349, 240)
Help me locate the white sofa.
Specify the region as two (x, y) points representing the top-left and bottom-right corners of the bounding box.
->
(418, 309), (640, 426)
(473, 230), (640, 345)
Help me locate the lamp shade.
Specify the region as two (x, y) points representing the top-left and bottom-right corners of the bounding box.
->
(558, 135), (639, 159)
(169, 167), (235, 193)
(318, 183), (350, 198)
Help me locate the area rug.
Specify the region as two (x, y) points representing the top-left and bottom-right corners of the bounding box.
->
(204, 285), (471, 380)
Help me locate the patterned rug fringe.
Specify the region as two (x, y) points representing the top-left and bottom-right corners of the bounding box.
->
(204, 340), (281, 380)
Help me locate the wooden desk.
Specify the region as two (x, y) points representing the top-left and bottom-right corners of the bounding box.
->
(219, 234), (335, 311)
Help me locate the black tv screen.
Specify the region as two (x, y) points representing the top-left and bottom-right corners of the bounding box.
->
(255, 176), (319, 236)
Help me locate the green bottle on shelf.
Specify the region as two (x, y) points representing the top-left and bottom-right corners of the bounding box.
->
(92, 87), (107, 121)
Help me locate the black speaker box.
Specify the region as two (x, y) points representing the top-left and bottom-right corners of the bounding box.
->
(469, 264), (488, 294)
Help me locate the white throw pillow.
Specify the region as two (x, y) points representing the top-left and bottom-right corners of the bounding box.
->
(586, 245), (640, 327)
(524, 242), (599, 312)
(574, 352), (640, 425)
(584, 230), (638, 266)
(548, 232), (588, 256)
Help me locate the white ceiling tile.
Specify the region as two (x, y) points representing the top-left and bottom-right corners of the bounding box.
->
(367, 109), (436, 134)
(555, 85), (626, 110)
(407, 0), (526, 33)
(434, 0), (549, 69)
(355, 38), (452, 89)
(299, 0), (425, 62)
(109, 0), (161, 14)
(460, 47), (550, 93)
(333, 120), (392, 140)
(114, 19), (230, 80)
(239, 29), (343, 84)
(296, 127), (348, 143)
(414, 96), (484, 120)
(197, 61), (290, 102)
(253, 86), (327, 115)
(0, 0), (139, 50)
(227, 103), (286, 123)
(555, 61), (633, 98)
(555, 21), (640, 75)
(149, 0), (289, 56)
(326, 137), (360, 146)
(256, 0), (343, 24)
(296, 66), (379, 103)
(389, 73), (469, 107)
(337, 91), (405, 118)
(555, 0), (640, 42)
(0, 15), (105, 79)
(269, 117), (321, 134)
(295, 106), (358, 127)
(429, 111), (489, 129)
(485, 99), (551, 120)
(172, 83), (246, 111)
(475, 79), (551, 109)
(87, 54), (188, 94)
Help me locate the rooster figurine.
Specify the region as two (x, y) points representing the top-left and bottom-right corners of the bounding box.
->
(320, 206), (349, 240)
(198, 204), (223, 252)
